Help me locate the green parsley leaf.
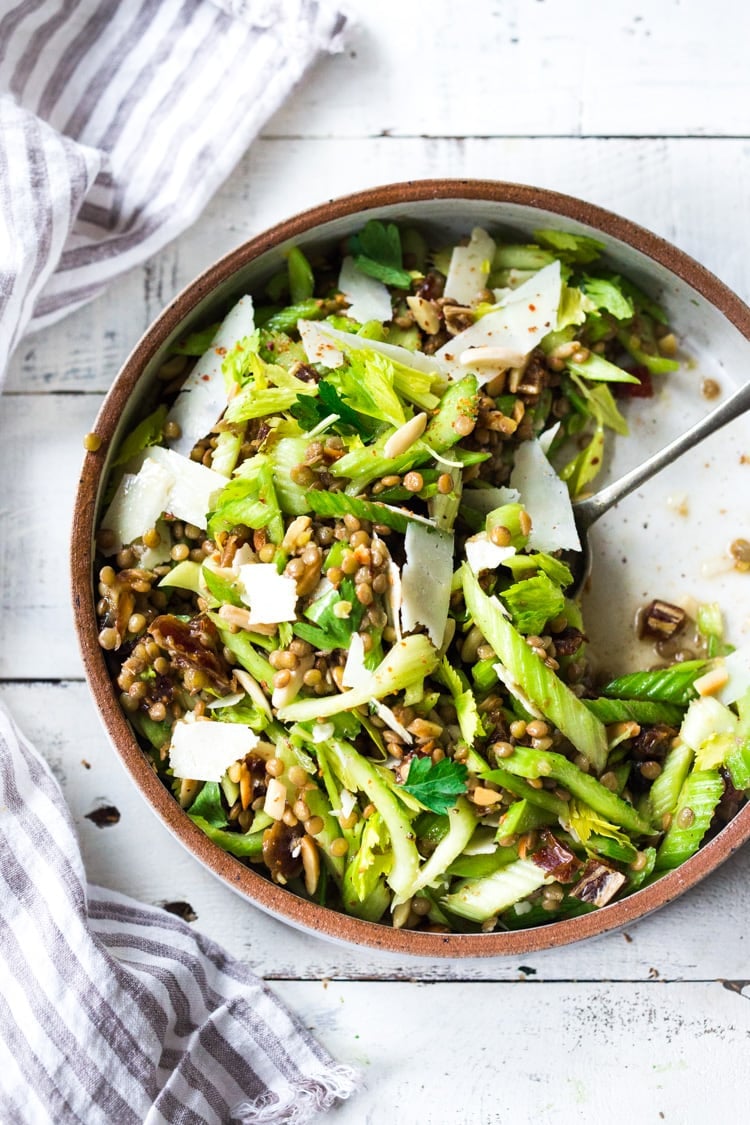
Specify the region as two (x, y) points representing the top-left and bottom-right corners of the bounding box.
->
(402, 757), (469, 815)
(349, 219), (413, 289)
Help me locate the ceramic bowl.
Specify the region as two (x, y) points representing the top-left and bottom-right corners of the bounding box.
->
(72, 179), (750, 956)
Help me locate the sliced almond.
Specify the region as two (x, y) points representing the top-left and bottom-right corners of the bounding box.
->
(300, 835), (320, 896)
(406, 295), (441, 334)
(694, 666), (730, 697)
(469, 786), (501, 807)
(383, 412), (428, 459)
(264, 776), (287, 821)
(459, 345), (527, 368)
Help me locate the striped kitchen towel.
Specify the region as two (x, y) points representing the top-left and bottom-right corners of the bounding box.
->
(0, 702), (357, 1123)
(0, 0), (347, 378)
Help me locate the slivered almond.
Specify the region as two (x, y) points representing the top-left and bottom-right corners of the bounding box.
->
(383, 412), (428, 459)
(300, 835), (320, 896)
(469, 786), (501, 807)
(694, 666), (730, 696)
(217, 604), (254, 630)
(234, 667), (273, 716)
(264, 776), (287, 821)
(459, 346), (527, 368)
(406, 295), (440, 334)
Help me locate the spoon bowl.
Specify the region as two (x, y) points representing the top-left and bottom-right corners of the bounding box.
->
(568, 378), (750, 598)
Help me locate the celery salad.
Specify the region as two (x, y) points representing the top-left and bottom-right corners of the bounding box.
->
(95, 221), (750, 933)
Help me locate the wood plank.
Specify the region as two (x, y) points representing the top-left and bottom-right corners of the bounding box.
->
(274, 979), (750, 1124)
(7, 136), (750, 394)
(266, 0), (750, 139)
(0, 393), (97, 680)
(2, 678), (749, 984)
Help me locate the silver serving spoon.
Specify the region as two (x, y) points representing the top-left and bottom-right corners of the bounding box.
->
(569, 378), (750, 597)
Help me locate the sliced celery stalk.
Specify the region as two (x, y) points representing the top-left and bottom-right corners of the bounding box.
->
(496, 799), (556, 838)
(442, 858), (552, 923)
(500, 746), (651, 835)
(648, 741), (694, 825)
(463, 566), (609, 771)
(482, 766), (569, 819)
(325, 738), (421, 900)
(397, 797), (476, 905)
(446, 847), (518, 879)
(654, 770), (724, 871)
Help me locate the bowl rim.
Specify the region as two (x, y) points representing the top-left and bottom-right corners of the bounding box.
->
(72, 177), (750, 957)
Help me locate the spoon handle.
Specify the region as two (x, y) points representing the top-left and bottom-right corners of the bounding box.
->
(573, 377), (750, 534)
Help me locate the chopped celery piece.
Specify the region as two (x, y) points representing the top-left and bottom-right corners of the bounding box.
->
(727, 688), (750, 789)
(188, 816), (264, 858)
(287, 247), (314, 303)
(325, 738), (420, 900)
(492, 244), (555, 270)
(617, 328), (680, 374)
(159, 559), (202, 594)
(472, 658), (499, 693)
(277, 635), (438, 723)
(482, 767), (569, 819)
(446, 847), (518, 879)
(654, 770), (724, 871)
(566, 353), (639, 384)
(583, 697), (685, 727)
(442, 858), (552, 923)
(501, 896), (596, 929)
(398, 798), (476, 904)
(423, 375), (479, 450)
(625, 846), (657, 892)
(648, 741), (694, 824)
(111, 405), (167, 468)
(602, 661), (708, 705)
(586, 834), (638, 865)
(501, 572), (565, 636)
(501, 746), (651, 835)
(211, 619), (274, 689)
(307, 490), (427, 534)
(271, 436), (315, 515)
(496, 799), (556, 837)
(463, 566), (609, 771)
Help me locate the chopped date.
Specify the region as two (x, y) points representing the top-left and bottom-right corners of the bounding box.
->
(85, 804), (121, 828)
(551, 626), (587, 657)
(530, 830), (582, 883)
(262, 820), (305, 883)
(715, 767), (744, 826)
(631, 723), (677, 762)
(570, 859), (626, 907)
(616, 366), (653, 398)
(640, 599), (687, 640)
(148, 614), (235, 693)
(162, 901), (198, 922)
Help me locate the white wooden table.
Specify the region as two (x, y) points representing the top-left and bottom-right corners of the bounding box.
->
(3, 3), (750, 1120)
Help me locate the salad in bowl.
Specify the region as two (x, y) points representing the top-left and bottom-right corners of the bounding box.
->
(91, 212), (750, 938)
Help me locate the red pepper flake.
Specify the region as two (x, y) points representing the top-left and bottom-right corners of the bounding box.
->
(201, 374), (210, 381)
(215, 346), (227, 356)
(528, 303), (536, 312)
